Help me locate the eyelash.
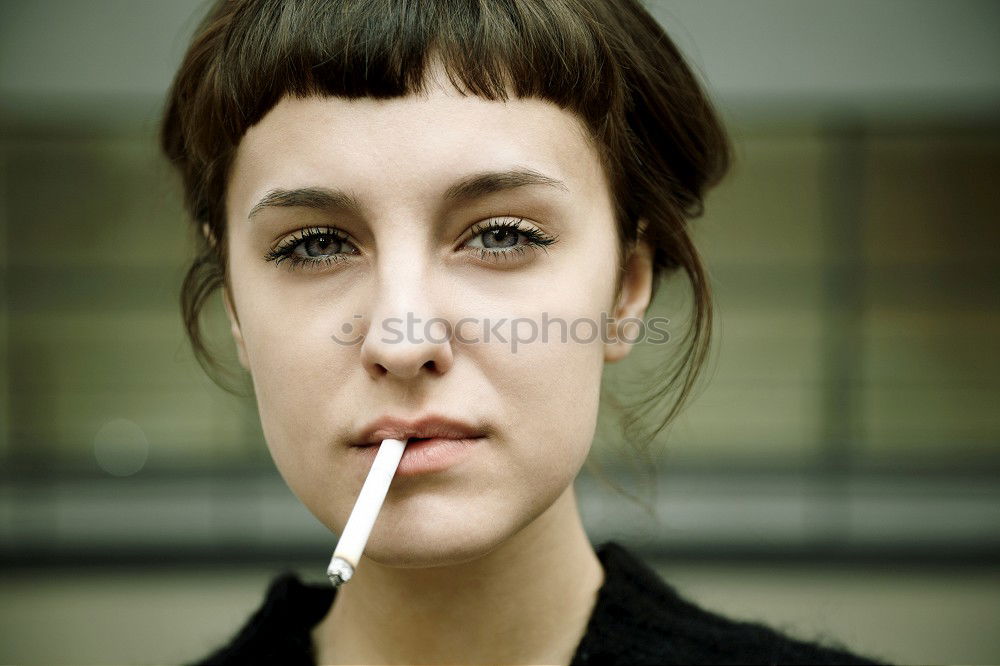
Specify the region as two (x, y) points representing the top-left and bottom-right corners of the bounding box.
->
(262, 218), (559, 270)
(263, 227), (356, 270)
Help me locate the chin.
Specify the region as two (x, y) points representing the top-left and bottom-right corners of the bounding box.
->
(352, 499), (521, 569)
(363, 528), (509, 569)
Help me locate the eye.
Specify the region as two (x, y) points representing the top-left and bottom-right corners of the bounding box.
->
(263, 218), (559, 271)
(463, 218), (559, 263)
(263, 227), (360, 270)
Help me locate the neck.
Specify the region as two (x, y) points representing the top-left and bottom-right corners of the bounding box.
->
(311, 484), (605, 665)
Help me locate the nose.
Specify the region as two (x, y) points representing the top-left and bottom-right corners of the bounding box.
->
(359, 263), (455, 380)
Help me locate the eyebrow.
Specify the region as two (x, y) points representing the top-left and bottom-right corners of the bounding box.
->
(247, 167), (569, 220)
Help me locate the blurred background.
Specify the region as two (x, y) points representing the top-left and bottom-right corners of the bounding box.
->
(1, 0), (999, 664)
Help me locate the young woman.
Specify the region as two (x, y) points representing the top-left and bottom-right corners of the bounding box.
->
(163, 0), (881, 664)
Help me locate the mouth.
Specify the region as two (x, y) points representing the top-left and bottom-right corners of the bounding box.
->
(351, 413), (488, 448)
(355, 436), (438, 448)
(350, 434), (486, 476)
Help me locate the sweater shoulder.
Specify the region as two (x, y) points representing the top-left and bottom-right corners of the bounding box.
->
(571, 542), (888, 666)
(183, 571), (334, 666)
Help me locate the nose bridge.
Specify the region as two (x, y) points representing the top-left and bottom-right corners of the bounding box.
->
(370, 218), (437, 319)
(359, 234), (454, 379)
(374, 249), (433, 323)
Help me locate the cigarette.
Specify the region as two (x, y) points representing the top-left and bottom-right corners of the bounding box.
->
(327, 437), (407, 587)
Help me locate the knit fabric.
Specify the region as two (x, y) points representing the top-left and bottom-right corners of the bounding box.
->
(187, 541), (886, 665)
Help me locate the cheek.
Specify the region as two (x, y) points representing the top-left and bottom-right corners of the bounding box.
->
(226, 263), (352, 489)
(251, 316), (353, 436)
(489, 256), (618, 479)
(502, 342), (604, 479)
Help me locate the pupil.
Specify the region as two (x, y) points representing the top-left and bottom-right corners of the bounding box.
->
(485, 228), (518, 249)
(306, 235), (337, 257)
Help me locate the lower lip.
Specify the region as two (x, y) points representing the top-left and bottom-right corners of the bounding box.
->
(350, 437), (484, 476)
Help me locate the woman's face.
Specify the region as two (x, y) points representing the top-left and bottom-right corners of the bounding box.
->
(223, 63), (651, 567)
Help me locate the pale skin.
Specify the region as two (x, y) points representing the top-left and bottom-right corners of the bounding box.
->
(219, 59), (654, 665)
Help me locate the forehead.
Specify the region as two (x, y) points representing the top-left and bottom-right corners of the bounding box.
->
(227, 70), (606, 219)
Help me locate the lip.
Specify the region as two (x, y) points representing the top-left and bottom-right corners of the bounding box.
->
(350, 414), (488, 477)
(352, 414), (487, 448)
(351, 435), (484, 476)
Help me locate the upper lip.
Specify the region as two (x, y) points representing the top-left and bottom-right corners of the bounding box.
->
(352, 414), (487, 447)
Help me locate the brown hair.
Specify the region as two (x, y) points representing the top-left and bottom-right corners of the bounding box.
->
(161, 0), (730, 494)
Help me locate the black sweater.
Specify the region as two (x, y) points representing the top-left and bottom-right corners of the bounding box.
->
(187, 541), (886, 665)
